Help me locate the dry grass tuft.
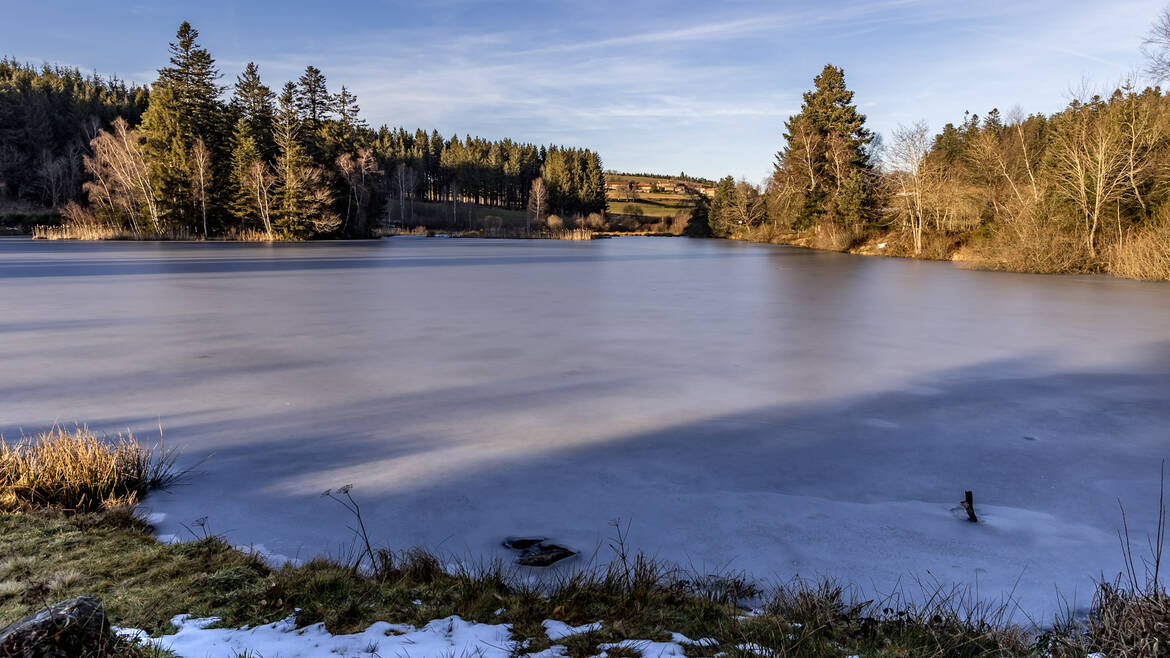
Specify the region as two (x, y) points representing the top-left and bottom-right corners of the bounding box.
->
(1108, 219), (1170, 280)
(32, 222), (196, 241)
(377, 225), (430, 236)
(215, 227), (280, 242)
(549, 228), (595, 241)
(0, 426), (181, 513)
(1079, 580), (1170, 656)
(33, 222), (127, 240)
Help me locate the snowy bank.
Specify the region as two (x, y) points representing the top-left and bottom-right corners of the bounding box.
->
(117, 614), (694, 658)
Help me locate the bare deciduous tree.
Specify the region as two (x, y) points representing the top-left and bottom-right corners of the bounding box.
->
(1143, 6), (1170, 82)
(337, 148), (381, 234)
(392, 162), (417, 225)
(1114, 83), (1164, 216)
(244, 159), (275, 238)
(887, 121), (934, 254)
(729, 180), (766, 229)
(1047, 99), (1130, 256)
(527, 177), (547, 233)
(35, 150), (69, 207)
(191, 139), (212, 237)
(304, 165), (341, 234)
(785, 116), (822, 193)
(82, 117), (160, 234)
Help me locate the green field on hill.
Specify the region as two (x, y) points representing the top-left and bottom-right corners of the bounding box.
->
(605, 172), (705, 218)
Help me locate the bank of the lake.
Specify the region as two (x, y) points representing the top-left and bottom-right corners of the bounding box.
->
(720, 224), (1170, 281)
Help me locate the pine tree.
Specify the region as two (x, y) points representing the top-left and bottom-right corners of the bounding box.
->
(231, 62), (275, 160)
(274, 82), (307, 235)
(319, 85), (363, 162)
(333, 86), (362, 130)
(294, 66), (332, 165)
(228, 116), (261, 223)
(141, 84), (191, 231)
(273, 82), (337, 237)
(709, 175), (736, 236)
(295, 66), (331, 127)
(791, 65), (872, 154)
(583, 150), (607, 215)
(540, 147), (569, 214)
(774, 64), (875, 230)
(684, 195), (713, 237)
(155, 22), (223, 155)
(145, 22), (224, 232)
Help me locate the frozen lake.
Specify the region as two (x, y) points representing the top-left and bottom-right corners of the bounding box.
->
(2, 235), (1168, 619)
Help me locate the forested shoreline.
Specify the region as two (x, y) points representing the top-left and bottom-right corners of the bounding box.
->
(688, 14), (1170, 280)
(3, 20), (1169, 278)
(0, 23), (605, 240)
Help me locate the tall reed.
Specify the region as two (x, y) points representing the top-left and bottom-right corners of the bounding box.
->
(0, 426), (181, 512)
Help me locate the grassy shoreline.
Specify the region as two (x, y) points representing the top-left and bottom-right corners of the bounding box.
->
(725, 225), (1170, 281)
(0, 509), (1041, 657)
(17, 214), (1167, 282)
(3, 427), (1169, 656)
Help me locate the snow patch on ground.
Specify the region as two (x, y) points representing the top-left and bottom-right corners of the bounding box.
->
(672, 631), (718, 646)
(118, 614), (518, 658)
(597, 638), (688, 657)
(234, 542), (301, 567)
(542, 619), (602, 640)
(116, 614), (703, 658)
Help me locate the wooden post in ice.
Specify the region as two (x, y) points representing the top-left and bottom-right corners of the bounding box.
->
(961, 490), (978, 523)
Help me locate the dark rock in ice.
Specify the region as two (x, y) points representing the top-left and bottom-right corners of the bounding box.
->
(502, 536), (577, 566)
(516, 543), (576, 567)
(502, 536), (546, 551)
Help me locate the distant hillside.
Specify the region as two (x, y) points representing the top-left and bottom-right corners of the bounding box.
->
(603, 171), (712, 220)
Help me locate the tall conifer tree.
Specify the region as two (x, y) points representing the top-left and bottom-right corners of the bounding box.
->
(228, 116), (261, 224)
(774, 64), (875, 229)
(144, 22), (224, 231)
(231, 62), (275, 160)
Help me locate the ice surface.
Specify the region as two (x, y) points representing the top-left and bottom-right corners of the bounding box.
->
(3, 236), (1169, 619)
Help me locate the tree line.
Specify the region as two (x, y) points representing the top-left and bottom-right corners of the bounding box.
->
(689, 48), (1170, 279)
(0, 59), (148, 208)
(1, 23), (606, 238)
(606, 171), (715, 186)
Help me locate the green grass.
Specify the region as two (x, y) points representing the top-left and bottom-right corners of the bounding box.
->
(608, 199), (695, 218)
(0, 508), (1088, 657)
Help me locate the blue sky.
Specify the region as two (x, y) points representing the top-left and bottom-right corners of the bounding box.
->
(3, 1), (1164, 181)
